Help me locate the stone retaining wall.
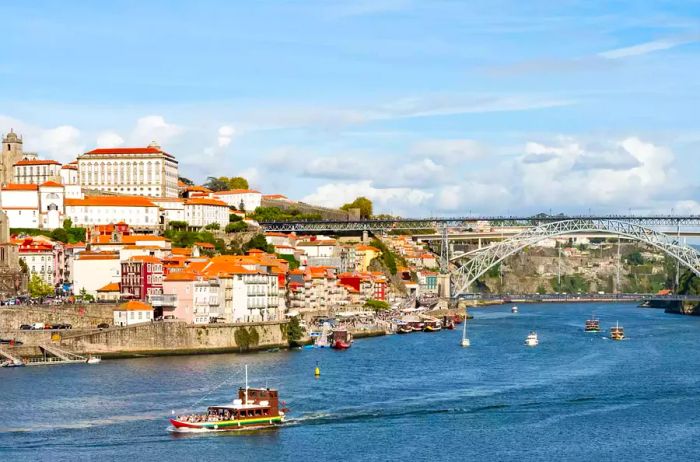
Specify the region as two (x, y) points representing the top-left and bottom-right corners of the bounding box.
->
(59, 320), (289, 356)
(0, 304), (116, 331)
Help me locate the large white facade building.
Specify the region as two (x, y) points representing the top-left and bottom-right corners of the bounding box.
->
(0, 184), (40, 228)
(72, 251), (121, 296)
(184, 198), (229, 228)
(77, 142), (179, 198)
(212, 189), (262, 212)
(64, 196), (160, 229)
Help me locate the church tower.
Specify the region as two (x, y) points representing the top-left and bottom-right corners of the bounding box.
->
(1, 130), (23, 185)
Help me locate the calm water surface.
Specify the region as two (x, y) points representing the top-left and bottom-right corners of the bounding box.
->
(1, 303), (699, 461)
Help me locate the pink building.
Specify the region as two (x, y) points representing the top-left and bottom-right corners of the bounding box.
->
(162, 272), (197, 322)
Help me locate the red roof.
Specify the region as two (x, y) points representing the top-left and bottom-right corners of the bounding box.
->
(1, 183), (38, 191)
(65, 195), (157, 207)
(14, 159), (61, 166)
(185, 198), (228, 207)
(40, 181), (63, 187)
(83, 147), (175, 159)
(214, 189), (261, 195)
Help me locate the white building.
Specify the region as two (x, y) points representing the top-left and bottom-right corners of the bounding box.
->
(113, 300), (154, 327)
(212, 189), (262, 212)
(13, 159), (62, 184)
(38, 181), (64, 229)
(60, 163), (79, 185)
(77, 142), (179, 198)
(151, 197), (185, 224)
(64, 195), (160, 229)
(0, 183), (40, 228)
(72, 251), (121, 296)
(184, 198), (229, 228)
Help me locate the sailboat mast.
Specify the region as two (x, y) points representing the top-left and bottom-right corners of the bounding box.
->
(245, 365), (249, 405)
(462, 309), (468, 340)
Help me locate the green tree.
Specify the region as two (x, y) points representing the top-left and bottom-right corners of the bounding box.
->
(229, 213), (243, 222)
(62, 218), (72, 230)
(178, 176), (194, 186)
(28, 274), (54, 298)
(168, 221), (188, 231)
(228, 176), (249, 189)
(626, 251), (645, 266)
(365, 299), (390, 311)
(277, 254), (300, 270)
(204, 222), (220, 230)
(50, 228), (69, 243)
(78, 287), (95, 302)
(225, 221), (247, 233)
(341, 196), (373, 219)
(370, 238), (397, 275)
(243, 234), (274, 253)
(204, 176), (249, 192)
(285, 317), (305, 346)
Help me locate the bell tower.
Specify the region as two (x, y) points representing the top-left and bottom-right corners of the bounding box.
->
(1, 129), (23, 185)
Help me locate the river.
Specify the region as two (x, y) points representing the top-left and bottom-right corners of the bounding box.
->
(1, 302), (699, 461)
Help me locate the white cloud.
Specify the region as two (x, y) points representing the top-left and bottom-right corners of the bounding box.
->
(598, 36), (699, 59)
(96, 131), (124, 148)
(217, 125), (237, 147)
(302, 180), (433, 216)
(131, 115), (183, 145)
(36, 125), (84, 162)
(411, 139), (487, 165)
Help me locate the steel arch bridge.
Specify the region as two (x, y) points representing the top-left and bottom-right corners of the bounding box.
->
(450, 219), (700, 298)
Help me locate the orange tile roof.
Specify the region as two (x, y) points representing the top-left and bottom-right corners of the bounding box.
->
(121, 235), (168, 243)
(40, 181), (63, 187)
(195, 242), (215, 249)
(77, 251), (120, 260)
(61, 164), (78, 170)
(65, 195), (157, 207)
(97, 282), (120, 292)
(184, 185), (212, 193)
(214, 189), (261, 195)
(14, 159), (61, 166)
(356, 245), (380, 252)
(185, 198), (228, 207)
(165, 271), (199, 281)
(118, 300), (154, 311)
(262, 194), (289, 200)
(1, 183), (38, 191)
(129, 255), (162, 263)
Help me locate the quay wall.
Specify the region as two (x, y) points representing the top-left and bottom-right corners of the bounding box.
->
(58, 320), (289, 357)
(0, 304), (116, 331)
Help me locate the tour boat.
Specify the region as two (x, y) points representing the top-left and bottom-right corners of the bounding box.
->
(396, 323), (413, 334)
(511, 306), (518, 313)
(410, 321), (425, 332)
(1, 359), (24, 368)
(423, 320), (442, 332)
(584, 315), (601, 332)
(330, 328), (353, 349)
(525, 331), (539, 347)
(86, 355), (102, 364)
(169, 367), (286, 432)
(453, 314), (464, 325)
(610, 322), (625, 341)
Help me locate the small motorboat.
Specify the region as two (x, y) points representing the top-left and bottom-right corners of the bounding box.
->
(330, 328), (353, 349)
(1, 359), (25, 368)
(86, 355), (102, 364)
(511, 306), (518, 313)
(584, 315), (601, 332)
(525, 331), (539, 347)
(422, 320), (442, 332)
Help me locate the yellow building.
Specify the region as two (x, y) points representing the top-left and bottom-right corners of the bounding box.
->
(354, 244), (381, 272)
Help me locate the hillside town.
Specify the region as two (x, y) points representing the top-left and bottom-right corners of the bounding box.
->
(0, 130), (428, 326)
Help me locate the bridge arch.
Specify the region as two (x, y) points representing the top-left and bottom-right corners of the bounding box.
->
(450, 219), (700, 297)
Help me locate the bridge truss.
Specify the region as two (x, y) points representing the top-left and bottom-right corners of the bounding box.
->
(450, 219), (700, 298)
(259, 215), (700, 233)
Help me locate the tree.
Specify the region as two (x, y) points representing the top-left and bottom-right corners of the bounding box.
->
(50, 228), (69, 243)
(626, 251), (645, 266)
(178, 176), (194, 186)
(341, 196), (373, 219)
(204, 222), (220, 230)
(28, 274), (54, 298)
(229, 213), (243, 222)
(243, 234), (274, 253)
(168, 221), (188, 231)
(365, 299), (389, 311)
(78, 287), (95, 302)
(277, 253), (300, 270)
(225, 221), (247, 233)
(62, 218), (72, 230)
(204, 176), (249, 192)
(285, 317), (305, 346)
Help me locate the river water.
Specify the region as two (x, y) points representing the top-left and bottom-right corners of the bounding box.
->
(1, 302), (699, 461)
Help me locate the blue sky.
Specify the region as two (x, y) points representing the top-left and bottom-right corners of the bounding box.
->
(2, 0), (700, 216)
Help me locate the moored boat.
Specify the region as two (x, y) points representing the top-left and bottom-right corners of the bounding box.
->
(525, 331), (539, 347)
(410, 321), (425, 332)
(610, 322), (625, 340)
(396, 323), (413, 334)
(330, 328), (353, 349)
(422, 320), (442, 332)
(169, 367), (286, 432)
(442, 316), (455, 330)
(86, 355), (102, 364)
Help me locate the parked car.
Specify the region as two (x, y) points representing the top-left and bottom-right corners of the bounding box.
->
(19, 324), (32, 330)
(31, 322), (45, 330)
(97, 323), (110, 329)
(0, 339), (23, 345)
(52, 323), (73, 330)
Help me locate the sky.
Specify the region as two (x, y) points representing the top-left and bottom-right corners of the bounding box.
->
(2, 0), (700, 217)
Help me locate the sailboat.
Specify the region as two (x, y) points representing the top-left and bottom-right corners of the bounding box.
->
(460, 309), (470, 347)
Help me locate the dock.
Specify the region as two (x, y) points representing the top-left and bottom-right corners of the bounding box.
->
(1, 344), (88, 366)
